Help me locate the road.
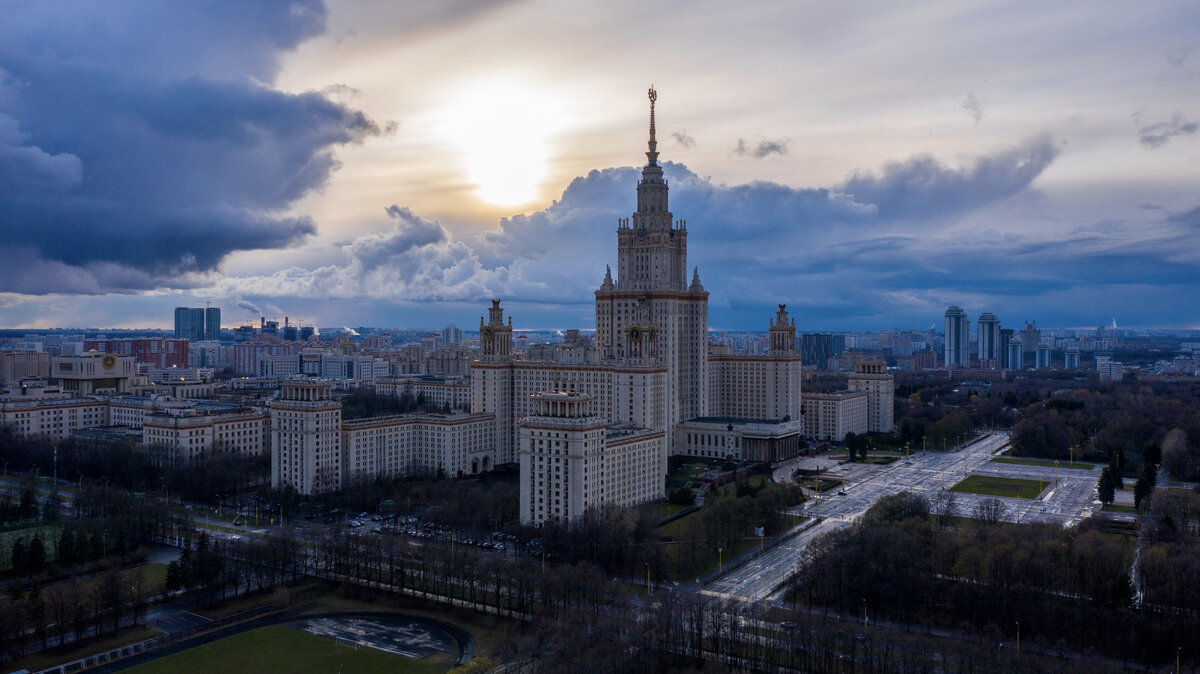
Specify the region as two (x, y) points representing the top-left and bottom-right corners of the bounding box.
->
(702, 431), (1103, 602)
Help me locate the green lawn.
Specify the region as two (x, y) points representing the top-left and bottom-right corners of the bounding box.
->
(659, 508), (704, 539)
(667, 460), (720, 489)
(654, 501), (691, 518)
(0, 525), (62, 570)
(799, 478), (842, 493)
(858, 456), (899, 465)
(2, 562), (170, 608)
(125, 625), (441, 674)
(1102, 503), (1138, 514)
(720, 474), (770, 495)
(950, 475), (1051, 499)
(992, 457), (1096, 470)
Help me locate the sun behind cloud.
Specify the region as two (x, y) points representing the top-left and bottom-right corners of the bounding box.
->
(436, 76), (569, 207)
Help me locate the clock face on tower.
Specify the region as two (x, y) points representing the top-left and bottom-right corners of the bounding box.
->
(482, 325), (494, 340)
(628, 326), (642, 342)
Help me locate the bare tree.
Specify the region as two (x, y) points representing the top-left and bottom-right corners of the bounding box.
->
(931, 490), (957, 526)
(1161, 428), (1191, 480)
(972, 497), (1007, 525)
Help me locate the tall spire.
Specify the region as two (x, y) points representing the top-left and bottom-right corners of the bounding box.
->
(646, 86), (659, 166)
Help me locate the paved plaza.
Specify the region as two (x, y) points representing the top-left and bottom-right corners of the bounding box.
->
(702, 432), (1102, 602)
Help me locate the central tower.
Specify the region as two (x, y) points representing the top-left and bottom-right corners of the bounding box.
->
(615, 86), (689, 291)
(596, 87), (709, 432)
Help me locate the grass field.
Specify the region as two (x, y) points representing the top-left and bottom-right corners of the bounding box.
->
(799, 478), (842, 493)
(1102, 503), (1138, 514)
(950, 475), (1051, 499)
(654, 501), (691, 518)
(124, 625), (441, 674)
(1, 562), (170, 609)
(0, 525), (62, 570)
(667, 460), (720, 489)
(659, 508), (703, 539)
(857, 456), (899, 465)
(992, 457), (1095, 470)
(720, 474), (770, 495)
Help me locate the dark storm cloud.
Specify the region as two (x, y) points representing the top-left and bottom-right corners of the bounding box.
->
(837, 134), (1059, 220)
(237, 137), (1070, 314)
(0, 1), (379, 294)
(734, 138), (789, 158)
(1137, 113), (1197, 149)
(350, 207), (450, 272)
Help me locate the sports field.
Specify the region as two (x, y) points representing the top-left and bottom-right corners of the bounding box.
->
(124, 625), (441, 674)
(950, 475), (1051, 499)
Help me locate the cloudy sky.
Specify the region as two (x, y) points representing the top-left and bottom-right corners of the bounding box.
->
(1, 1), (1197, 332)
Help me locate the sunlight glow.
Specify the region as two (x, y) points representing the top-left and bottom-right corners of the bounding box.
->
(437, 77), (568, 207)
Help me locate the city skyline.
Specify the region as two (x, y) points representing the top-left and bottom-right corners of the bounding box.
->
(1, 1), (1198, 331)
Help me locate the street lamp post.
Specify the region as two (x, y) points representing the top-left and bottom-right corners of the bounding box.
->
(718, 547), (724, 575)
(645, 561), (650, 595)
(1016, 621), (1020, 659)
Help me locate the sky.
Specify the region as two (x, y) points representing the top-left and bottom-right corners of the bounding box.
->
(0, 0), (1198, 332)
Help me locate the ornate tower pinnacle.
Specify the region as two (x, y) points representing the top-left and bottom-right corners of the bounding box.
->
(646, 86), (659, 166)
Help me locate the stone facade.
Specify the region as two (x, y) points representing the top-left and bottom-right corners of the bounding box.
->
(518, 392), (664, 525)
(269, 380), (343, 495)
(802, 390), (869, 441)
(847, 361), (895, 433)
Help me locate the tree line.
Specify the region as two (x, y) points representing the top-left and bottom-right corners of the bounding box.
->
(792, 491), (1199, 667)
(0, 428), (268, 506)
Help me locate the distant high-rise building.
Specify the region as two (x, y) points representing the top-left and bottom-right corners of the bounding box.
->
(204, 307), (221, 340)
(175, 306), (220, 342)
(998, 328), (1014, 369)
(977, 312), (1001, 369)
(442, 323), (464, 346)
(801, 333), (844, 370)
(1035, 345), (1052, 369)
(1021, 321), (1041, 353)
(1064, 349), (1080, 369)
(944, 306), (969, 367)
(1007, 340), (1024, 370)
(174, 307), (205, 342)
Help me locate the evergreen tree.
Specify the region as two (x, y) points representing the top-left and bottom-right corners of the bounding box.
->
(57, 528), (76, 567)
(11, 537), (28, 577)
(18, 487), (38, 521)
(28, 534), (46, 575)
(1098, 467), (1116, 505)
